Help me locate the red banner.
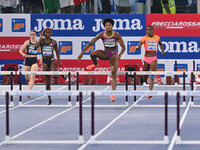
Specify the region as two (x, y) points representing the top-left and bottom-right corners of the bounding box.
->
(0, 37), (29, 59)
(52, 59), (143, 84)
(146, 14), (200, 37)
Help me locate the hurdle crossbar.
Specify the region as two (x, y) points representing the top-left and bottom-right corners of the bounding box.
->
(2, 70), (200, 76)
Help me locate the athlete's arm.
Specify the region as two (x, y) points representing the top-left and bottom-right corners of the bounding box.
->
(158, 40), (165, 56)
(136, 41), (143, 50)
(77, 32), (103, 60)
(19, 40), (28, 57)
(34, 32), (43, 50)
(53, 40), (62, 67)
(117, 33), (125, 59)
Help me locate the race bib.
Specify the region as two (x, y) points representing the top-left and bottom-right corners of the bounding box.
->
(28, 45), (37, 54)
(148, 40), (157, 50)
(104, 39), (115, 47)
(42, 46), (53, 56)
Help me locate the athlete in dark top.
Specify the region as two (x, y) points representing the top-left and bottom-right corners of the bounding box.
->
(34, 27), (62, 105)
(19, 30), (38, 97)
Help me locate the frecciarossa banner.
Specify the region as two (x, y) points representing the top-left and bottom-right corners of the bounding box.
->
(146, 14), (200, 37)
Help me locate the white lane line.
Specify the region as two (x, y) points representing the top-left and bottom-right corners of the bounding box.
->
(0, 86), (110, 145)
(78, 95), (144, 150)
(0, 86), (67, 114)
(167, 87), (197, 150)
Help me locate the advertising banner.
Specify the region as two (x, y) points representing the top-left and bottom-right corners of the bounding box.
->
(157, 37), (200, 59)
(0, 14), (30, 36)
(0, 37), (29, 59)
(146, 14), (200, 37)
(31, 14), (146, 37)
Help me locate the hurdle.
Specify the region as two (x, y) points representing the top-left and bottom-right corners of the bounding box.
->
(76, 71), (129, 108)
(175, 90), (200, 145)
(2, 90), (84, 145)
(132, 71), (186, 108)
(17, 71), (72, 108)
(0, 72), (14, 107)
(88, 90), (169, 145)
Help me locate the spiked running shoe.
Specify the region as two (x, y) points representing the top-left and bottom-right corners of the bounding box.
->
(86, 64), (99, 71)
(147, 95), (153, 99)
(110, 95), (116, 102)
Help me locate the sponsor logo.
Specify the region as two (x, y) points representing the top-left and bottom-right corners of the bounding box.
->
(92, 19), (143, 32)
(12, 19), (26, 32)
(127, 41), (141, 55)
(33, 18), (143, 32)
(158, 41), (199, 53)
(157, 64), (165, 77)
(34, 19), (85, 32)
(59, 41), (72, 55)
(174, 64), (188, 77)
(0, 44), (22, 51)
(151, 21), (200, 28)
(0, 19), (2, 32)
(81, 41), (95, 55)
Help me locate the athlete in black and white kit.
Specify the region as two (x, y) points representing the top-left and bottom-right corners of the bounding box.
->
(34, 28), (65, 105)
(19, 30), (38, 97)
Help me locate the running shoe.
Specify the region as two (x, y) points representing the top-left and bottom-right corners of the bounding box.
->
(48, 99), (52, 105)
(110, 95), (116, 102)
(147, 95), (152, 99)
(86, 63), (99, 71)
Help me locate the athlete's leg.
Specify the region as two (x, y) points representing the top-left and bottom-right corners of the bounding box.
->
(109, 54), (118, 102)
(149, 60), (157, 91)
(24, 66), (31, 82)
(142, 61), (150, 84)
(28, 64), (38, 91)
(43, 63), (52, 105)
(110, 54), (118, 90)
(87, 50), (108, 70)
(90, 50), (108, 65)
(51, 61), (59, 84)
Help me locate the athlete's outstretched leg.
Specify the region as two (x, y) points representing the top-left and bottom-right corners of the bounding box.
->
(24, 66), (31, 82)
(142, 61), (150, 84)
(109, 54), (118, 102)
(51, 61), (59, 84)
(28, 64), (38, 91)
(43, 64), (52, 105)
(149, 60), (157, 91)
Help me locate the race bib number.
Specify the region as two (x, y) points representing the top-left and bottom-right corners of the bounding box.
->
(42, 46), (53, 56)
(104, 39), (115, 47)
(148, 41), (157, 50)
(28, 45), (37, 54)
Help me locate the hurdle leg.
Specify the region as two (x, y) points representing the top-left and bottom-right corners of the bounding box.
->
(134, 72), (136, 102)
(76, 72), (79, 106)
(174, 60), (178, 85)
(182, 72), (186, 106)
(125, 72), (128, 106)
(78, 92), (84, 144)
(68, 72), (72, 107)
(176, 92), (182, 144)
(164, 92), (169, 144)
(5, 92), (10, 144)
(90, 92), (96, 144)
(10, 72), (14, 107)
(19, 72), (23, 106)
(191, 72), (194, 107)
